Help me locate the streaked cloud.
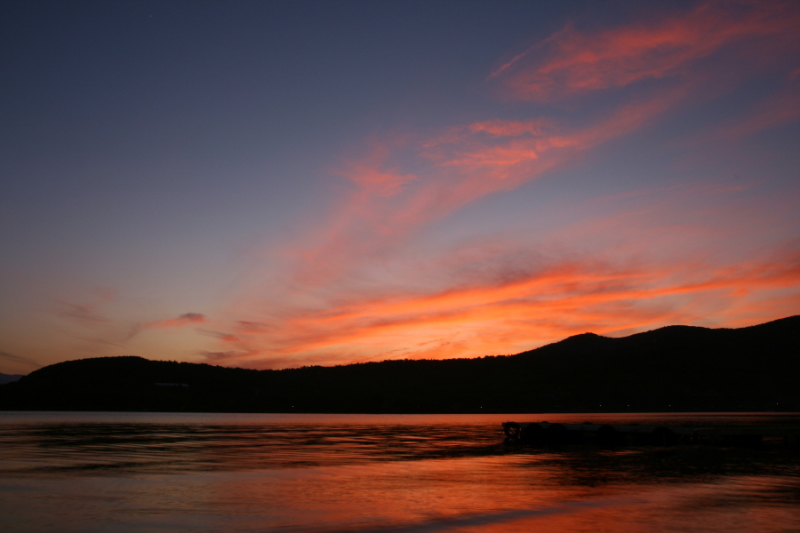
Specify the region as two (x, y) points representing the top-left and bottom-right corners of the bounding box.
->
(284, 90), (685, 294)
(125, 312), (207, 342)
(55, 301), (110, 326)
(208, 243), (800, 368)
(0, 351), (41, 370)
(143, 313), (206, 330)
(492, 0), (800, 101)
(54, 289), (117, 327)
(196, 2), (800, 369)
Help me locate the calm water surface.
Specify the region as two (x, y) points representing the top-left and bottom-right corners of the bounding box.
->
(1, 412), (799, 532)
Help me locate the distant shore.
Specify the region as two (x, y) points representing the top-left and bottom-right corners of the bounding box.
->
(2, 315), (798, 414)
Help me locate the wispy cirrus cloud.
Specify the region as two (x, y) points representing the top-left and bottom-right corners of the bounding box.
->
(207, 242), (800, 368)
(54, 289), (117, 327)
(276, 2), (798, 298)
(143, 312), (206, 329)
(53, 287), (208, 352)
(55, 301), (110, 326)
(491, 0), (800, 101)
(204, 0), (800, 369)
(286, 91), (684, 290)
(0, 351), (41, 370)
(126, 312), (207, 341)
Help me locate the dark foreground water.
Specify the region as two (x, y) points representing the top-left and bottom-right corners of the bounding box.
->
(1, 412), (799, 532)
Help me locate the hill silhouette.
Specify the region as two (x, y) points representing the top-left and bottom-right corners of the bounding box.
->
(1, 316), (798, 413)
(0, 372), (22, 385)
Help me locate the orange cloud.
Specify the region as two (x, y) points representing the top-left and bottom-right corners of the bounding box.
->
(424, 89), (684, 184)
(55, 301), (111, 326)
(209, 244), (800, 369)
(273, 2), (799, 298)
(143, 312), (206, 329)
(208, 1), (800, 370)
(0, 351), (41, 370)
(54, 289), (117, 327)
(283, 90), (681, 291)
(493, 0), (800, 101)
(338, 137), (417, 198)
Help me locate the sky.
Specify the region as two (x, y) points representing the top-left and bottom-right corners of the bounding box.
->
(1, 0), (799, 375)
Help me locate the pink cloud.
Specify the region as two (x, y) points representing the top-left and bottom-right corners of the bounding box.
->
(0, 351), (41, 370)
(284, 92), (681, 290)
(54, 289), (117, 327)
(206, 238), (800, 369)
(205, 2), (800, 369)
(272, 3), (798, 299)
(143, 313), (206, 330)
(492, 0), (800, 101)
(55, 301), (111, 326)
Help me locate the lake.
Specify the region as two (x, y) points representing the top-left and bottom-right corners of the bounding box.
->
(1, 412), (799, 532)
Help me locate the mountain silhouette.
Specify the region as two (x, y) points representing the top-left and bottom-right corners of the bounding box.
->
(0, 373), (22, 385)
(1, 316), (798, 413)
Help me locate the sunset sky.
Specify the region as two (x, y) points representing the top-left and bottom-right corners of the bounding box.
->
(1, 0), (799, 374)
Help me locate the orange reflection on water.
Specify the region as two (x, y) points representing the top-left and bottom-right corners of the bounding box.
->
(197, 459), (800, 532)
(3, 413), (800, 532)
(204, 455), (575, 531)
(466, 477), (800, 533)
